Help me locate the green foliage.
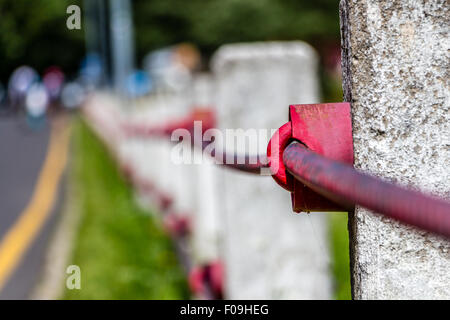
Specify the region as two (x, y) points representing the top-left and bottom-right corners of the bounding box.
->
(133, 0), (341, 61)
(64, 118), (189, 299)
(0, 0), (340, 82)
(0, 0), (84, 82)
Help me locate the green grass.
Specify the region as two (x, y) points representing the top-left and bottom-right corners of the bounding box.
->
(63, 118), (189, 299)
(329, 213), (351, 300)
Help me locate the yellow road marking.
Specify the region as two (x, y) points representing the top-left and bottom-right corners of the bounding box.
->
(0, 120), (71, 291)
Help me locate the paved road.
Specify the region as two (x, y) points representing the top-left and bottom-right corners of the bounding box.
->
(0, 116), (68, 299)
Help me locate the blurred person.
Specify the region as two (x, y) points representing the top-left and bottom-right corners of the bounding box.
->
(25, 82), (49, 129)
(143, 43), (200, 92)
(174, 43), (201, 72)
(7, 66), (39, 113)
(125, 69), (152, 98)
(42, 66), (65, 109)
(143, 47), (172, 89)
(79, 53), (103, 92)
(61, 80), (86, 110)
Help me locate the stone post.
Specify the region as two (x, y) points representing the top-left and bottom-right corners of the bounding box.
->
(212, 42), (332, 299)
(340, 0), (450, 299)
(190, 74), (222, 265)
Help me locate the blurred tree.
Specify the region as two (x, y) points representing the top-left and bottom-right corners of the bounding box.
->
(133, 0), (341, 67)
(0, 0), (84, 82)
(0, 0), (340, 80)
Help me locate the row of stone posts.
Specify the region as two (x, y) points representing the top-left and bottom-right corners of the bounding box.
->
(109, 41), (333, 299)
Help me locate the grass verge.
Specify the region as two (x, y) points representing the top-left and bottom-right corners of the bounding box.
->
(329, 213), (351, 300)
(63, 118), (189, 299)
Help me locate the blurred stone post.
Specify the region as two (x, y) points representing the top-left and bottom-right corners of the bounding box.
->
(125, 95), (195, 220)
(340, 0), (450, 299)
(212, 42), (333, 299)
(190, 74), (222, 265)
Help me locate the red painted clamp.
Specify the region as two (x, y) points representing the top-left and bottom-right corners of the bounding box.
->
(267, 103), (354, 212)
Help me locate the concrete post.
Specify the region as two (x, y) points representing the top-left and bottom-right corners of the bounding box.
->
(190, 74), (221, 265)
(125, 94), (195, 219)
(212, 42), (333, 299)
(340, 0), (450, 299)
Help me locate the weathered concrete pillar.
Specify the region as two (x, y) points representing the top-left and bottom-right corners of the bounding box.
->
(340, 0), (450, 299)
(212, 42), (332, 299)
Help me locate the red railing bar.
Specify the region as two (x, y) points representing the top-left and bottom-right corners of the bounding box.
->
(197, 140), (268, 174)
(125, 112), (268, 174)
(283, 142), (450, 238)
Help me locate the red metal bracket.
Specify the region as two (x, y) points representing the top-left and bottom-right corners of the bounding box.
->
(267, 103), (354, 212)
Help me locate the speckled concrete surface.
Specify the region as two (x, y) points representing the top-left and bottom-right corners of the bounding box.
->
(340, 0), (450, 299)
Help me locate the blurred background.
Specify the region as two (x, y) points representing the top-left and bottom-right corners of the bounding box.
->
(0, 0), (342, 101)
(0, 0), (349, 300)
